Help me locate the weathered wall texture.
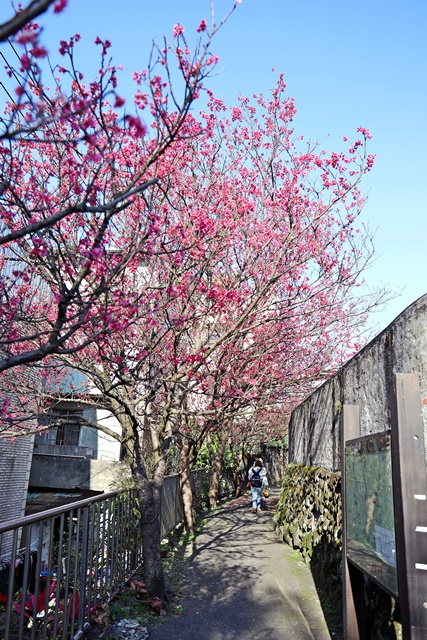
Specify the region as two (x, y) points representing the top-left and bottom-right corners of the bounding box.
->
(289, 293), (427, 471)
(0, 436), (34, 524)
(261, 444), (287, 484)
(29, 455), (127, 491)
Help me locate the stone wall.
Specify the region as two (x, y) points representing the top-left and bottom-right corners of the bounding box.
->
(280, 296), (427, 638)
(274, 464), (342, 604)
(0, 436), (34, 554)
(275, 464), (401, 639)
(289, 293), (427, 470)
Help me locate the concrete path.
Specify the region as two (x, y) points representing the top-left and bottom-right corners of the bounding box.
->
(149, 488), (336, 640)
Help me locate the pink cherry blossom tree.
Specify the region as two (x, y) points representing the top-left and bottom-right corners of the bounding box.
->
(1, 41), (391, 600)
(128, 77), (389, 520)
(48, 74), (389, 575)
(0, 2), (242, 600)
(0, 2), (239, 374)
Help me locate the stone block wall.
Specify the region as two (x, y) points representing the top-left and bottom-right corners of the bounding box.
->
(275, 464), (402, 638)
(0, 436), (34, 554)
(274, 464), (342, 603)
(0, 436), (34, 524)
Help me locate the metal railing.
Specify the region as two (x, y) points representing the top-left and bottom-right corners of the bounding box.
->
(34, 444), (95, 459)
(0, 469), (207, 640)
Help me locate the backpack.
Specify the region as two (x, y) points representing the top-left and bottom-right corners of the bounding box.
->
(250, 468), (262, 488)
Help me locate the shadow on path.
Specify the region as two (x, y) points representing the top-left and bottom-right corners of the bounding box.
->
(149, 489), (333, 640)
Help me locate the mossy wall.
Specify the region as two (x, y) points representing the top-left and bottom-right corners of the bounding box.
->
(275, 464), (402, 639)
(274, 464), (342, 606)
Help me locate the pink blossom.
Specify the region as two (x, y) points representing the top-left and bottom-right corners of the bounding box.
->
(91, 247), (104, 259)
(14, 29), (39, 45)
(357, 126), (372, 140)
(205, 55), (219, 66)
(134, 91), (148, 109)
(132, 70), (147, 85)
(125, 115), (147, 138)
(173, 24), (185, 38)
(85, 133), (98, 145)
(53, 0), (68, 12)
(114, 95), (126, 108)
(20, 53), (31, 71)
(31, 45), (48, 59)
(30, 238), (48, 257)
(86, 152), (102, 162)
(366, 154), (376, 170)
(197, 19), (207, 32)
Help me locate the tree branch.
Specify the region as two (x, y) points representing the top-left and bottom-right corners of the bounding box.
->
(0, 0), (56, 43)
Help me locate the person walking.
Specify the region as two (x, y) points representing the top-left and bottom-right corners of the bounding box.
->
(248, 459), (266, 513)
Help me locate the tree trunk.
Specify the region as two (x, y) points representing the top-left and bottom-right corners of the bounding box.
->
(233, 446), (244, 497)
(208, 427), (228, 509)
(139, 483), (164, 601)
(131, 423), (166, 603)
(179, 439), (196, 533)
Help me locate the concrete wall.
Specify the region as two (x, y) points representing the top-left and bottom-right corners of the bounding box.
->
(29, 455), (127, 491)
(289, 293), (427, 471)
(261, 444), (287, 484)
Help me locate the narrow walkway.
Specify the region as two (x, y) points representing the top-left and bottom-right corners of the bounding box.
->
(149, 488), (335, 640)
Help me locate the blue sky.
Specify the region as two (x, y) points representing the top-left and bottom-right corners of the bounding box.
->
(2, 0), (427, 334)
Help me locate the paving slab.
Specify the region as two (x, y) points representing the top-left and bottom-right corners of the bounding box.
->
(149, 488), (336, 640)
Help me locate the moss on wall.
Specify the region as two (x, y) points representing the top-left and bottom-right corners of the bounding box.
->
(274, 463), (342, 607)
(274, 464), (402, 639)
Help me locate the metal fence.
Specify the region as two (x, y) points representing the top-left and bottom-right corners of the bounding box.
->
(33, 444), (95, 459)
(0, 469), (207, 640)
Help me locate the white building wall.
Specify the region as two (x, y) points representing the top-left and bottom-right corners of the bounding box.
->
(94, 408), (122, 461)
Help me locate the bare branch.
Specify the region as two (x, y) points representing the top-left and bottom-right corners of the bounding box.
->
(0, 0), (56, 42)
